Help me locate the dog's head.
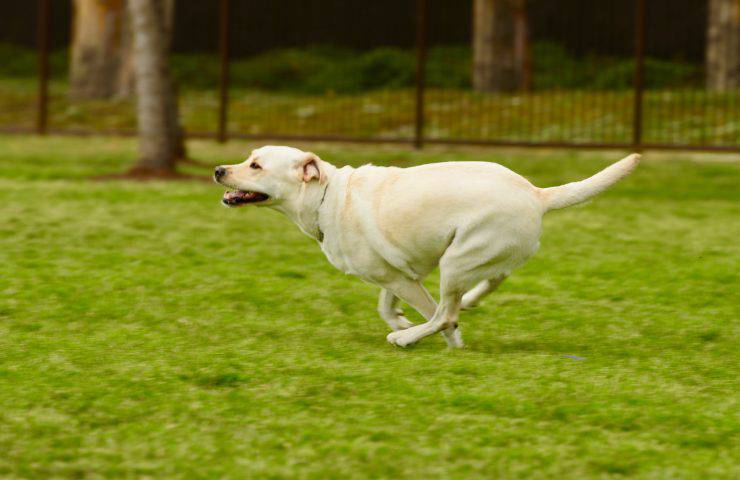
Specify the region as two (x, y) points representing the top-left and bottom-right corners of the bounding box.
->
(214, 146), (325, 208)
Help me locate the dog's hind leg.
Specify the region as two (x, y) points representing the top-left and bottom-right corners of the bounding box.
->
(461, 275), (507, 310)
(387, 231), (525, 348)
(378, 288), (415, 331)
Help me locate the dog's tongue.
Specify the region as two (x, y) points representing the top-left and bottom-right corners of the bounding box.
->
(223, 190), (249, 201)
(222, 190), (269, 206)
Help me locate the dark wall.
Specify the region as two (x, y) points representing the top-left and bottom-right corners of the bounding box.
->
(0, 0), (72, 49)
(0, 0), (707, 60)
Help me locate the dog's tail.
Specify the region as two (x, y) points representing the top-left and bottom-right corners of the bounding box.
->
(538, 153), (640, 212)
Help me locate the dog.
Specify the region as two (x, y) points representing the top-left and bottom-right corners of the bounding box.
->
(214, 146), (639, 348)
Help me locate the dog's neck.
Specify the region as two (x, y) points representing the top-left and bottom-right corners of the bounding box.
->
(274, 161), (338, 242)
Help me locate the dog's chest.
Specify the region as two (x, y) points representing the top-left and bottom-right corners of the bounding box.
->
(316, 167), (412, 282)
(319, 230), (367, 277)
(318, 212), (398, 282)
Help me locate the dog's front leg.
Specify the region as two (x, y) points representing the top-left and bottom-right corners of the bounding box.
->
(377, 288), (414, 331)
(387, 290), (463, 348)
(380, 277), (463, 348)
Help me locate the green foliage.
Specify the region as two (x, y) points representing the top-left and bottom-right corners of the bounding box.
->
(0, 135), (738, 478)
(350, 48), (415, 91)
(426, 45), (472, 89)
(532, 42), (591, 89)
(3, 76), (737, 145)
(180, 43), (701, 92)
(0, 43), (34, 77)
(592, 58), (700, 90)
(532, 42), (700, 90)
(168, 53), (220, 90)
(0, 43), (68, 78)
(229, 47), (355, 93)
(0, 42), (703, 94)
(227, 47), (416, 94)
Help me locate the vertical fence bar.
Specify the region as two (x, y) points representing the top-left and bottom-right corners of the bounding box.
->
(414, 0), (428, 149)
(632, 0), (646, 148)
(217, 0), (230, 143)
(36, 0), (51, 135)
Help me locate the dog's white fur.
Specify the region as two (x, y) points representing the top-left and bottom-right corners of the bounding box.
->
(216, 146), (639, 348)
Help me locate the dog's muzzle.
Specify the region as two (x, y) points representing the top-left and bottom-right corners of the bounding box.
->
(214, 166), (227, 182)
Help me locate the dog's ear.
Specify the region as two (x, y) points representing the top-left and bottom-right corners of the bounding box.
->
(301, 153), (322, 183)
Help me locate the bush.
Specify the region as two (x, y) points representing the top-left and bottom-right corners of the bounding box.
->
(532, 42), (700, 90)
(170, 53), (220, 89)
(352, 48), (415, 91)
(0, 43), (36, 77)
(229, 46), (414, 94)
(0, 43), (68, 78)
(427, 45), (471, 89)
(532, 42), (591, 89)
(230, 47), (353, 93)
(0, 42), (702, 93)
(592, 58), (700, 90)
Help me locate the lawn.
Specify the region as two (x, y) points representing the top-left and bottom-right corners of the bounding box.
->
(0, 135), (738, 479)
(1, 78), (738, 146)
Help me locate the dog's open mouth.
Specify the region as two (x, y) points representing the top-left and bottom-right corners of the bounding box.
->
(222, 190), (270, 207)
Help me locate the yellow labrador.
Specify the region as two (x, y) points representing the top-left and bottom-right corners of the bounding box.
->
(215, 146), (639, 348)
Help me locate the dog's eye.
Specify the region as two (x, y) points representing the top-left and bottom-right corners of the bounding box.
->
(250, 162), (261, 170)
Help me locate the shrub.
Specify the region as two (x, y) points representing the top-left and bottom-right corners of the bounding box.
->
(229, 46), (414, 94)
(592, 58), (700, 90)
(170, 53), (220, 89)
(352, 48), (415, 91)
(0, 43), (68, 78)
(0, 42), (703, 93)
(427, 45), (471, 89)
(532, 42), (591, 89)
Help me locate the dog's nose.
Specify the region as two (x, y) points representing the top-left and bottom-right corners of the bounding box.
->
(214, 166), (227, 180)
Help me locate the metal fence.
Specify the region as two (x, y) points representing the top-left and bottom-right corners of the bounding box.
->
(7, 0), (740, 152)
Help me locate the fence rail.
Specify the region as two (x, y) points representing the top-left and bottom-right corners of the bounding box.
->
(4, 0), (738, 152)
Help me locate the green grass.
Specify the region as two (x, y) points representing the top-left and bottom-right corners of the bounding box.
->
(0, 135), (738, 478)
(1, 78), (738, 146)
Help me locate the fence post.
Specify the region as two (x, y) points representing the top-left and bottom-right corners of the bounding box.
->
(217, 0), (230, 143)
(632, 0), (646, 148)
(36, 0), (50, 135)
(414, 0), (428, 149)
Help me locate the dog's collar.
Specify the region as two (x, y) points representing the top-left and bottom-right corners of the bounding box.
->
(316, 182), (329, 243)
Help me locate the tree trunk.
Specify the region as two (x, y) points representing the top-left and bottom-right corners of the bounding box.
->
(472, 0), (529, 92)
(70, 0), (134, 99)
(706, 0), (740, 91)
(128, 0), (176, 172)
(161, 0), (187, 160)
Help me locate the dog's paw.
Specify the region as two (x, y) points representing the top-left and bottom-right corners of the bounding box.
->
(386, 330), (416, 347)
(394, 315), (415, 330)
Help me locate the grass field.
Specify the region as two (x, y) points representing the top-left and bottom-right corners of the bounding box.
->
(1, 79), (738, 146)
(0, 135), (738, 478)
